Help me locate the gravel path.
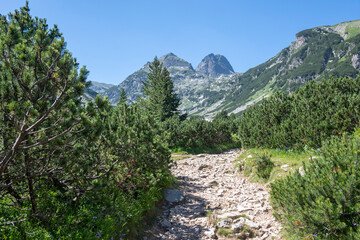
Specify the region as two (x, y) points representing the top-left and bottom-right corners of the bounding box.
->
(144, 149), (282, 240)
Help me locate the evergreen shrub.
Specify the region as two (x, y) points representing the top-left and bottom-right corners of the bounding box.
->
(254, 152), (274, 180)
(270, 133), (360, 239)
(236, 75), (360, 150)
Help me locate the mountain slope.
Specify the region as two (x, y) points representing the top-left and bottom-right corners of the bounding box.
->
(95, 19), (360, 119)
(216, 19), (360, 116)
(89, 81), (115, 96)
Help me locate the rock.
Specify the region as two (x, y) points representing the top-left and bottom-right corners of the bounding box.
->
(231, 223), (243, 233)
(299, 166), (305, 176)
(217, 219), (231, 228)
(160, 219), (172, 228)
(163, 189), (184, 203)
(217, 212), (243, 220)
(261, 233), (269, 239)
(204, 228), (217, 239)
(233, 217), (260, 229)
(281, 164), (289, 172)
(237, 206), (253, 213)
(352, 54), (360, 70)
(198, 164), (212, 171)
(208, 180), (219, 187)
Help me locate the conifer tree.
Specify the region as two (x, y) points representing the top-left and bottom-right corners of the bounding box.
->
(0, 2), (96, 222)
(118, 88), (127, 105)
(142, 57), (180, 121)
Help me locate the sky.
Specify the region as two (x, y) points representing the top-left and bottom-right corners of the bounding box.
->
(1, 0), (360, 85)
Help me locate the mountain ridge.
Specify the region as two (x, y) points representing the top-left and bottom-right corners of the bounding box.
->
(99, 53), (236, 105)
(89, 19), (360, 119)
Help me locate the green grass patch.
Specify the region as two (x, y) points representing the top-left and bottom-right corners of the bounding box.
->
(217, 227), (233, 236)
(345, 20), (360, 39)
(236, 148), (319, 183)
(171, 142), (239, 155)
(171, 154), (192, 161)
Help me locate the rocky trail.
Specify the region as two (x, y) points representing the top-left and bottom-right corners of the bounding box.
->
(144, 149), (282, 240)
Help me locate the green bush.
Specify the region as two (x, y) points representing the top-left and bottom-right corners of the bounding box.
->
(236, 75), (360, 150)
(254, 152), (274, 180)
(270, 133), (360, 239)
(159, 110), (240, 151)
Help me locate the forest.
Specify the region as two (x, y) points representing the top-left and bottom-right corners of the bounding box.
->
(1, 3), (360, 240)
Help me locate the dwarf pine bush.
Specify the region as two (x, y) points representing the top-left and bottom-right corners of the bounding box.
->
(236, 75), (360, 150)
(270, 133), (360, 239)
(254, 152), (274, 180)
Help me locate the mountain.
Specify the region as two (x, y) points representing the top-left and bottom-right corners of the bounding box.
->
(103, 53), (236, 106)
(90, 19), (360, 119)
(89, 81), (115, 95)
(196, 54), (234, 77)
(216, 19), (360, 116)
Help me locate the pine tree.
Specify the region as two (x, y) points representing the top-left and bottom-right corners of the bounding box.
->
(118, 88), (127, 105)
(142, 57), (180, 121)
(0, 2), (94, 223)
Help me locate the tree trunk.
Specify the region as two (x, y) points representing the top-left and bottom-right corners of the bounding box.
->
(24, 153), (38, 215)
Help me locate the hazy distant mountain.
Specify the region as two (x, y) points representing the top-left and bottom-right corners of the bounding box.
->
(89, 81), (115, 96)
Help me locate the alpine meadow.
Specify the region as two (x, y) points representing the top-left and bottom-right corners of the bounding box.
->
(1, 2), (360, 240)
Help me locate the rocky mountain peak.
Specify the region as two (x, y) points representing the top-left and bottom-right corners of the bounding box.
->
(159, 53), (194, 70)
(196, 54), (234, 77)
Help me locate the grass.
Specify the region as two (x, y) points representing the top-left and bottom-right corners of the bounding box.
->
(345, 20), (360, 39)
(171, 154), (192, 161)
(171, 142), (239, 155)
(236, 147), (320, 183)
(217, 228), (233, 236)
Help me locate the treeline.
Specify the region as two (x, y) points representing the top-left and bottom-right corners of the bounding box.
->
(236, 75), (360, 150)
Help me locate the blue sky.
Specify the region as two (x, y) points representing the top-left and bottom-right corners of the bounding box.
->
(1, 0), (360, 85)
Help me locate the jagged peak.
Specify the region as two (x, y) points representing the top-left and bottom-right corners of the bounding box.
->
(196, 54), (234, 77)
(159, 53), (194, 70)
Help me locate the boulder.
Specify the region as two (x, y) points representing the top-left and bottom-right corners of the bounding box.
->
(163, 189), (184, 204)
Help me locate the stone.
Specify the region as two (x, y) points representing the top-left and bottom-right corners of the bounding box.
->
(237, 206), (253, 213)
(198, 164), (212, 171)
(231, 223), (243, 233)
(299, 166), (305, 176)
(204, 227), (217, 239)
(281, 164), (289, 170)
(217, 219), (231, 228)
(163, 189), (184, 203)
(160, 219), (172, 228)
(233, 217), (260, 229)
(217, 212), (243, 220)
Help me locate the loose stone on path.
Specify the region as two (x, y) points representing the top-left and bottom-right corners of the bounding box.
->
(144, 149), (282, 239)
